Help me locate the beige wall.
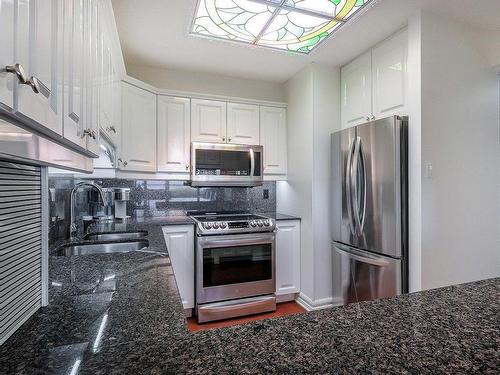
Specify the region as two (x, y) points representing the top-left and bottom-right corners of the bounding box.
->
(126, 64), (286, 102)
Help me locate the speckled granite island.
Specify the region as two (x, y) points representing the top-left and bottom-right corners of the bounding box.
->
(0, 217), (498, 374)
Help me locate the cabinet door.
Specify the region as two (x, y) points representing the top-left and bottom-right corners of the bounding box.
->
(260, 106), (287, 175)
(191, 98), (226, 143)
(226, 102), (259, 145)
(0, 0), (15, 110)
(276, 220), (301, 295)
(120, 82), (156, 172)
(83, 0), (100, 155)
(341, 51), (372, 129)
(372, 29), (407, 119)
(100, 41), (113, 139)
(62, 0), (86, 148)
(162, 225), (195, 310)
(157, 96), (191, 173)
(16, 0), (62, 135)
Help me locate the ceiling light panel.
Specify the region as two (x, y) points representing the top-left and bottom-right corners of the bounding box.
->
(191, 0), (372, 54)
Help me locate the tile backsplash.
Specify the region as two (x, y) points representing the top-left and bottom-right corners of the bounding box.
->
(48, 177), (276, 242)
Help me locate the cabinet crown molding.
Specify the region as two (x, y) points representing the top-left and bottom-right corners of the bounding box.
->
(122, 75), (287, 108)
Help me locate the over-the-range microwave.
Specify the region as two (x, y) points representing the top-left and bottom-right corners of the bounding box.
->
(190, 142), (263, 187)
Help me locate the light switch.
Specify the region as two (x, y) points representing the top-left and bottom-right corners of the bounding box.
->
(425, 162), (433, 179)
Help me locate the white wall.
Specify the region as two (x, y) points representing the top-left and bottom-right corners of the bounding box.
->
(126, 64), (286, 102)
(312, 65), (341, 302)
(278, 65), (314, 300)
(420, 12), (500, 290)
(278, 63), (341, 307)
(407, 12), (423, 292)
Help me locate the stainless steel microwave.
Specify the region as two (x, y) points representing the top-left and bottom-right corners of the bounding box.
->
(190, 142), (263, 187)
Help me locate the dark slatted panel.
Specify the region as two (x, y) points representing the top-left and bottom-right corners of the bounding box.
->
(0, 161), (42, 345)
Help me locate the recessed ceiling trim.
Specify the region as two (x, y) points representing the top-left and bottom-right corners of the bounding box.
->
(191, 0), (374, 54)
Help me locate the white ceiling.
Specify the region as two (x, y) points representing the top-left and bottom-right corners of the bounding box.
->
(112, 0), (500, 83)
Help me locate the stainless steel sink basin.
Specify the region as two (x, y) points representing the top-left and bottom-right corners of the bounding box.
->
(83, 231), (148, 241)
(56, 240), (149, 256)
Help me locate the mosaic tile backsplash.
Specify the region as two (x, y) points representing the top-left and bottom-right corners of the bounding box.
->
(48, 177), (276, 242)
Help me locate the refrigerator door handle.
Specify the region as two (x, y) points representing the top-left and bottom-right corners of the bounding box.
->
(359, 139), (367, 232)
(334, 242), (391, 267)
(351, 136), (364, 235)
(346, 137), (356, 235)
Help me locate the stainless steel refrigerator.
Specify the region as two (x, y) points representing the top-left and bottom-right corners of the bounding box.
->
(331, 115), (408, 305)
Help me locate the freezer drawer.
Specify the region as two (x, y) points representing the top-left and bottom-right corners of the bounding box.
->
(333, 242), (401, 305)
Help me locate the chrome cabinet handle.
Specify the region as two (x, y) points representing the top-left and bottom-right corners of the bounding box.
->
(28, 76), (40, 94)
(82, 129), (93, 139)
(123, 161), (128, 167)
(5, 63), (28, 84)
(106, 126), (116, 133)
(365, 116), (370, 121)
(185, 164), (189, 170)
(228, 136), (232, 142)
(370, 115), (376, 120)
(118, 158), (128, 167)
(222, 136), (226, 142)
(82, 129), (97, 140)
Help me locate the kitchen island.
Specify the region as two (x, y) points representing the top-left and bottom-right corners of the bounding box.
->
(1, 218), (498, 374)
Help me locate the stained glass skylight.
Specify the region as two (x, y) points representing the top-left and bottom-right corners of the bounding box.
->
(191, 0), (372, 54)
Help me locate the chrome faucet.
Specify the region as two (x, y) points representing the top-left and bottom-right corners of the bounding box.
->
(70, 182), (108, 237)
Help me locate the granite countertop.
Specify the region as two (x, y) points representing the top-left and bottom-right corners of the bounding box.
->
(1, 217), (498, 374)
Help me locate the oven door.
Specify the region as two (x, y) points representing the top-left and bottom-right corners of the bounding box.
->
(191, 142), (263, 187)
(196, 233), (275, 304)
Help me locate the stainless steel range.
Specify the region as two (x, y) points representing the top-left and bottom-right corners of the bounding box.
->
(190, 212), (276, 323)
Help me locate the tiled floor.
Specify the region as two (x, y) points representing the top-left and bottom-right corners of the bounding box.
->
(187, 301), (306, 332)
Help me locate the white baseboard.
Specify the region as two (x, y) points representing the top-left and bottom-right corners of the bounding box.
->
(276, 293), (298, 303)
(296, 292), (343, 311)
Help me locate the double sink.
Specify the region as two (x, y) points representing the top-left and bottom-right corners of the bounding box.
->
(56, 231), (149, 256)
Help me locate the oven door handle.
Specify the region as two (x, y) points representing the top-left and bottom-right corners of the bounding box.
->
(198, 233), (275, 248)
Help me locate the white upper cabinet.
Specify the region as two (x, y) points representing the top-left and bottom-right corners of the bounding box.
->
(341, 51), (372, 129)
(372, 29), (408, 119)
(16, 0), (63, 135)
(120, 82), (156, 172)
(191, 98), (227, 143)
(341, 29), (408, 129)
(63, 0), (87, 149)
(157, 96), (191, 173)
(276, 219), (301, 296)
(0, 0), (15, 110)
(226, 102), (259, 145)
(85, 0), (101, 156)
(260, 106), (287, 175)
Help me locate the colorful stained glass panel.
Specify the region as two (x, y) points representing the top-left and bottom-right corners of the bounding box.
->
(191, 0), (372, 53)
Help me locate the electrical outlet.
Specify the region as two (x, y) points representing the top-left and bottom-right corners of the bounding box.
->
(263, 189), (269, 199)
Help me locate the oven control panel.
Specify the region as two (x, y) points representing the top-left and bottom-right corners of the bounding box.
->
(195, 218), (275, 235)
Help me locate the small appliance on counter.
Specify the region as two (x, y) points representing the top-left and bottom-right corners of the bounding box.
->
(189, 211), (276, 323)
(114, 188), (130, 220)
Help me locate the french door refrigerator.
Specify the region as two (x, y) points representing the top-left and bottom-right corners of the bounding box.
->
(331, 115), (408, 305)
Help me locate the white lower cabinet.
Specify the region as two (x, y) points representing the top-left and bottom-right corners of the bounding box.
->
(275, 219), (301, 296)
(162, 225), (195, 311)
